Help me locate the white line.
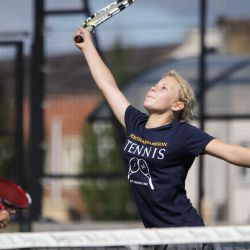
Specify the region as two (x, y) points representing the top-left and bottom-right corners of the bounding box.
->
(0, 226), (250, 249)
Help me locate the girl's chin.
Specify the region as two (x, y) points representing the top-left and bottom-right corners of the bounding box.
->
(143, 103), (153, 113)
(143, 102), (150, 110)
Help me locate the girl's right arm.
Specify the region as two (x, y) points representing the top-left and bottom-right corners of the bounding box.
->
(74, 28), (130, 127)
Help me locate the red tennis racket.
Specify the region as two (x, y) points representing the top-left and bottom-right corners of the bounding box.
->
(0, 177), (31, 210)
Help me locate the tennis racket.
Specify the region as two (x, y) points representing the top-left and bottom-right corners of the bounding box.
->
(0, 177), (31, 210)
(74, 0), (136, 43)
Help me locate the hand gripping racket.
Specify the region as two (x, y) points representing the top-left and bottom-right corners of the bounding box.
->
(0, 177), (31, 210)
(74, 0), (136, 43)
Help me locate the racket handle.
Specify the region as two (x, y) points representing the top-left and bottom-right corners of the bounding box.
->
(74, 26), (94, 43)
(0, 203), (4, 210)
(74, 35), (84, 43)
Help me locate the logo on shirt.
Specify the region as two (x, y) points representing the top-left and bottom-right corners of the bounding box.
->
(128, 157), (155, 190)
(123, 134), (167, 160)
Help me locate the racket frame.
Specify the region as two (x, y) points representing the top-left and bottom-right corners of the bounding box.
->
(0, 178), (31, 210)
(75, 0), (135, 43)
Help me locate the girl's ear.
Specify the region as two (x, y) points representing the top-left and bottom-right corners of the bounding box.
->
(171, 101), (185, 112)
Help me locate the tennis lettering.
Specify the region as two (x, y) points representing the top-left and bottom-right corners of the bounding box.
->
(123, 139), (166, 160)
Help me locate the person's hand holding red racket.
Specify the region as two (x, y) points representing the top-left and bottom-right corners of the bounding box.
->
(0, 177), (31, 228)
(0, 210), (10, 228)
(0, 209), (16, 229)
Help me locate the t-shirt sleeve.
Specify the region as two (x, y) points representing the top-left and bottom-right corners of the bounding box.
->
(125, 105), (148, 134)
(183, 123), (215, 156)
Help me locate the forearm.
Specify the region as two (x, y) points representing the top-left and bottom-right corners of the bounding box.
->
(74, 28), (130, 126)
(227, 145), (250, 167)
(206, 139), (250, 168)
(81, 41), (118, 93)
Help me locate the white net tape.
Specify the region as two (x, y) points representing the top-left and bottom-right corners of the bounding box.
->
(0, 226), (250, 249)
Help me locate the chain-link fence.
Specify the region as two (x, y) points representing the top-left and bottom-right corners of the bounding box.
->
(1, 0), (250, 231)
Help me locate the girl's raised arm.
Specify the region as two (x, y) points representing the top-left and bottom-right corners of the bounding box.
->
(205, 139), (250, 168)
(74, 28), (130, 127)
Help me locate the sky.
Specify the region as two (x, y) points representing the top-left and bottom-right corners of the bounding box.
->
(0, 0), (250, 57)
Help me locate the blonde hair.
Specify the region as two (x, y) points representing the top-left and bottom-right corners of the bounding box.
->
(165, 70), (196, 121)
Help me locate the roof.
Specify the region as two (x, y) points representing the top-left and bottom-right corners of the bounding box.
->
(89, 54), (250, 121)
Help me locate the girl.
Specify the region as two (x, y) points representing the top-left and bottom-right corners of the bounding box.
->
(74, 28), (250, 229)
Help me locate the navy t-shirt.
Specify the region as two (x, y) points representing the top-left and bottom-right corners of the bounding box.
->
(122, 105), (214, 228)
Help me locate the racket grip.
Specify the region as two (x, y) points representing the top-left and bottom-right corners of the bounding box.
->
(74, 26), (94, 43)
(0, 203), (4, 210)
(75, 35), (84, 43)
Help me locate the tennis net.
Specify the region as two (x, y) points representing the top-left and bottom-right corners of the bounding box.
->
(0, 225), (250, 250)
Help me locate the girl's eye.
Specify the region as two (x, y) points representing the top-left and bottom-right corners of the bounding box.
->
(162, 86), (167, 90)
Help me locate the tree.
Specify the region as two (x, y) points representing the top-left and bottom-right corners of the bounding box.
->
(80, 121), (137, 220)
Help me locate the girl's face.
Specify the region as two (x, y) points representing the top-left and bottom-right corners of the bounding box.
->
(144, 76), (184, 115)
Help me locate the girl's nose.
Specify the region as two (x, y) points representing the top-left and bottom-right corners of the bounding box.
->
(151, 86), (156, 92)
